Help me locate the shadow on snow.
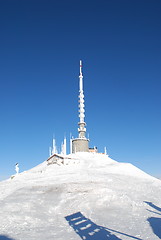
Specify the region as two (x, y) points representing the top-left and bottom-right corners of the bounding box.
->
(144, 201), (161, 239)
(0, 236), (15, 240)
(144, 201), (161, 212)
(65, 212), (143, 240)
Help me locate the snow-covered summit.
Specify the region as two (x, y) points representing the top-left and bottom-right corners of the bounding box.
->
(17, 152), (157, 182)
(0, 153), (161, 240)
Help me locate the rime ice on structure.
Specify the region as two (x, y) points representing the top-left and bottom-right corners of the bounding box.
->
(48, 61), (107, 156)
(49, 136), (66, 157)
(72, 60), (89, 153)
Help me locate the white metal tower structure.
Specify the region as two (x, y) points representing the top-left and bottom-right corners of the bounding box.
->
(72, 60), (89, 153)
(78, 60), (86, 138)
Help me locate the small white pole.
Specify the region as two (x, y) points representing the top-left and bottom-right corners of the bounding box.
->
(15, 163), (19, 175)
(70, 134), (73, 154)
(64, 136), (67, 155)
(104, 147), (107, 155)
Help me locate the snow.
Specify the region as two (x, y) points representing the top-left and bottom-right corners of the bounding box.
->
(0, 152), (161, 240)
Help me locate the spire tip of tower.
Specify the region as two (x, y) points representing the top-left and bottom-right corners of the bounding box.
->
(80, 60), (82, 75)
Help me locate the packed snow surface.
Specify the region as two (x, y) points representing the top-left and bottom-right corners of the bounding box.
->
(0, 152), (161, 240)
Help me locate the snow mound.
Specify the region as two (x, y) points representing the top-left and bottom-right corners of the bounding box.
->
(0, 152), (161, 240)
(22, 152), (155, 180)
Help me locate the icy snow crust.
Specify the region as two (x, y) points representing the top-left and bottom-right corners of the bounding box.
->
(0, 153), (161, 240)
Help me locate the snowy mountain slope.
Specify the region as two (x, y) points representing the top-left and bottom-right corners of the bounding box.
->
(0, 153), (161, 240)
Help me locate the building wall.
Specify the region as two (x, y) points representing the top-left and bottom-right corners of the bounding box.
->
(72, 138), (89, 153)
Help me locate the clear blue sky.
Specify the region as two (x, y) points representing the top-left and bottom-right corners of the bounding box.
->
(0, 0), (161, 179)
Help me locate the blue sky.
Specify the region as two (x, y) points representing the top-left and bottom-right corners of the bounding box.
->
(0, 0), (161, 179)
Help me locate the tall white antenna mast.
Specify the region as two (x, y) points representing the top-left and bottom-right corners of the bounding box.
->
(72, 60), (89, 153)
(78, 60), (86, 138)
